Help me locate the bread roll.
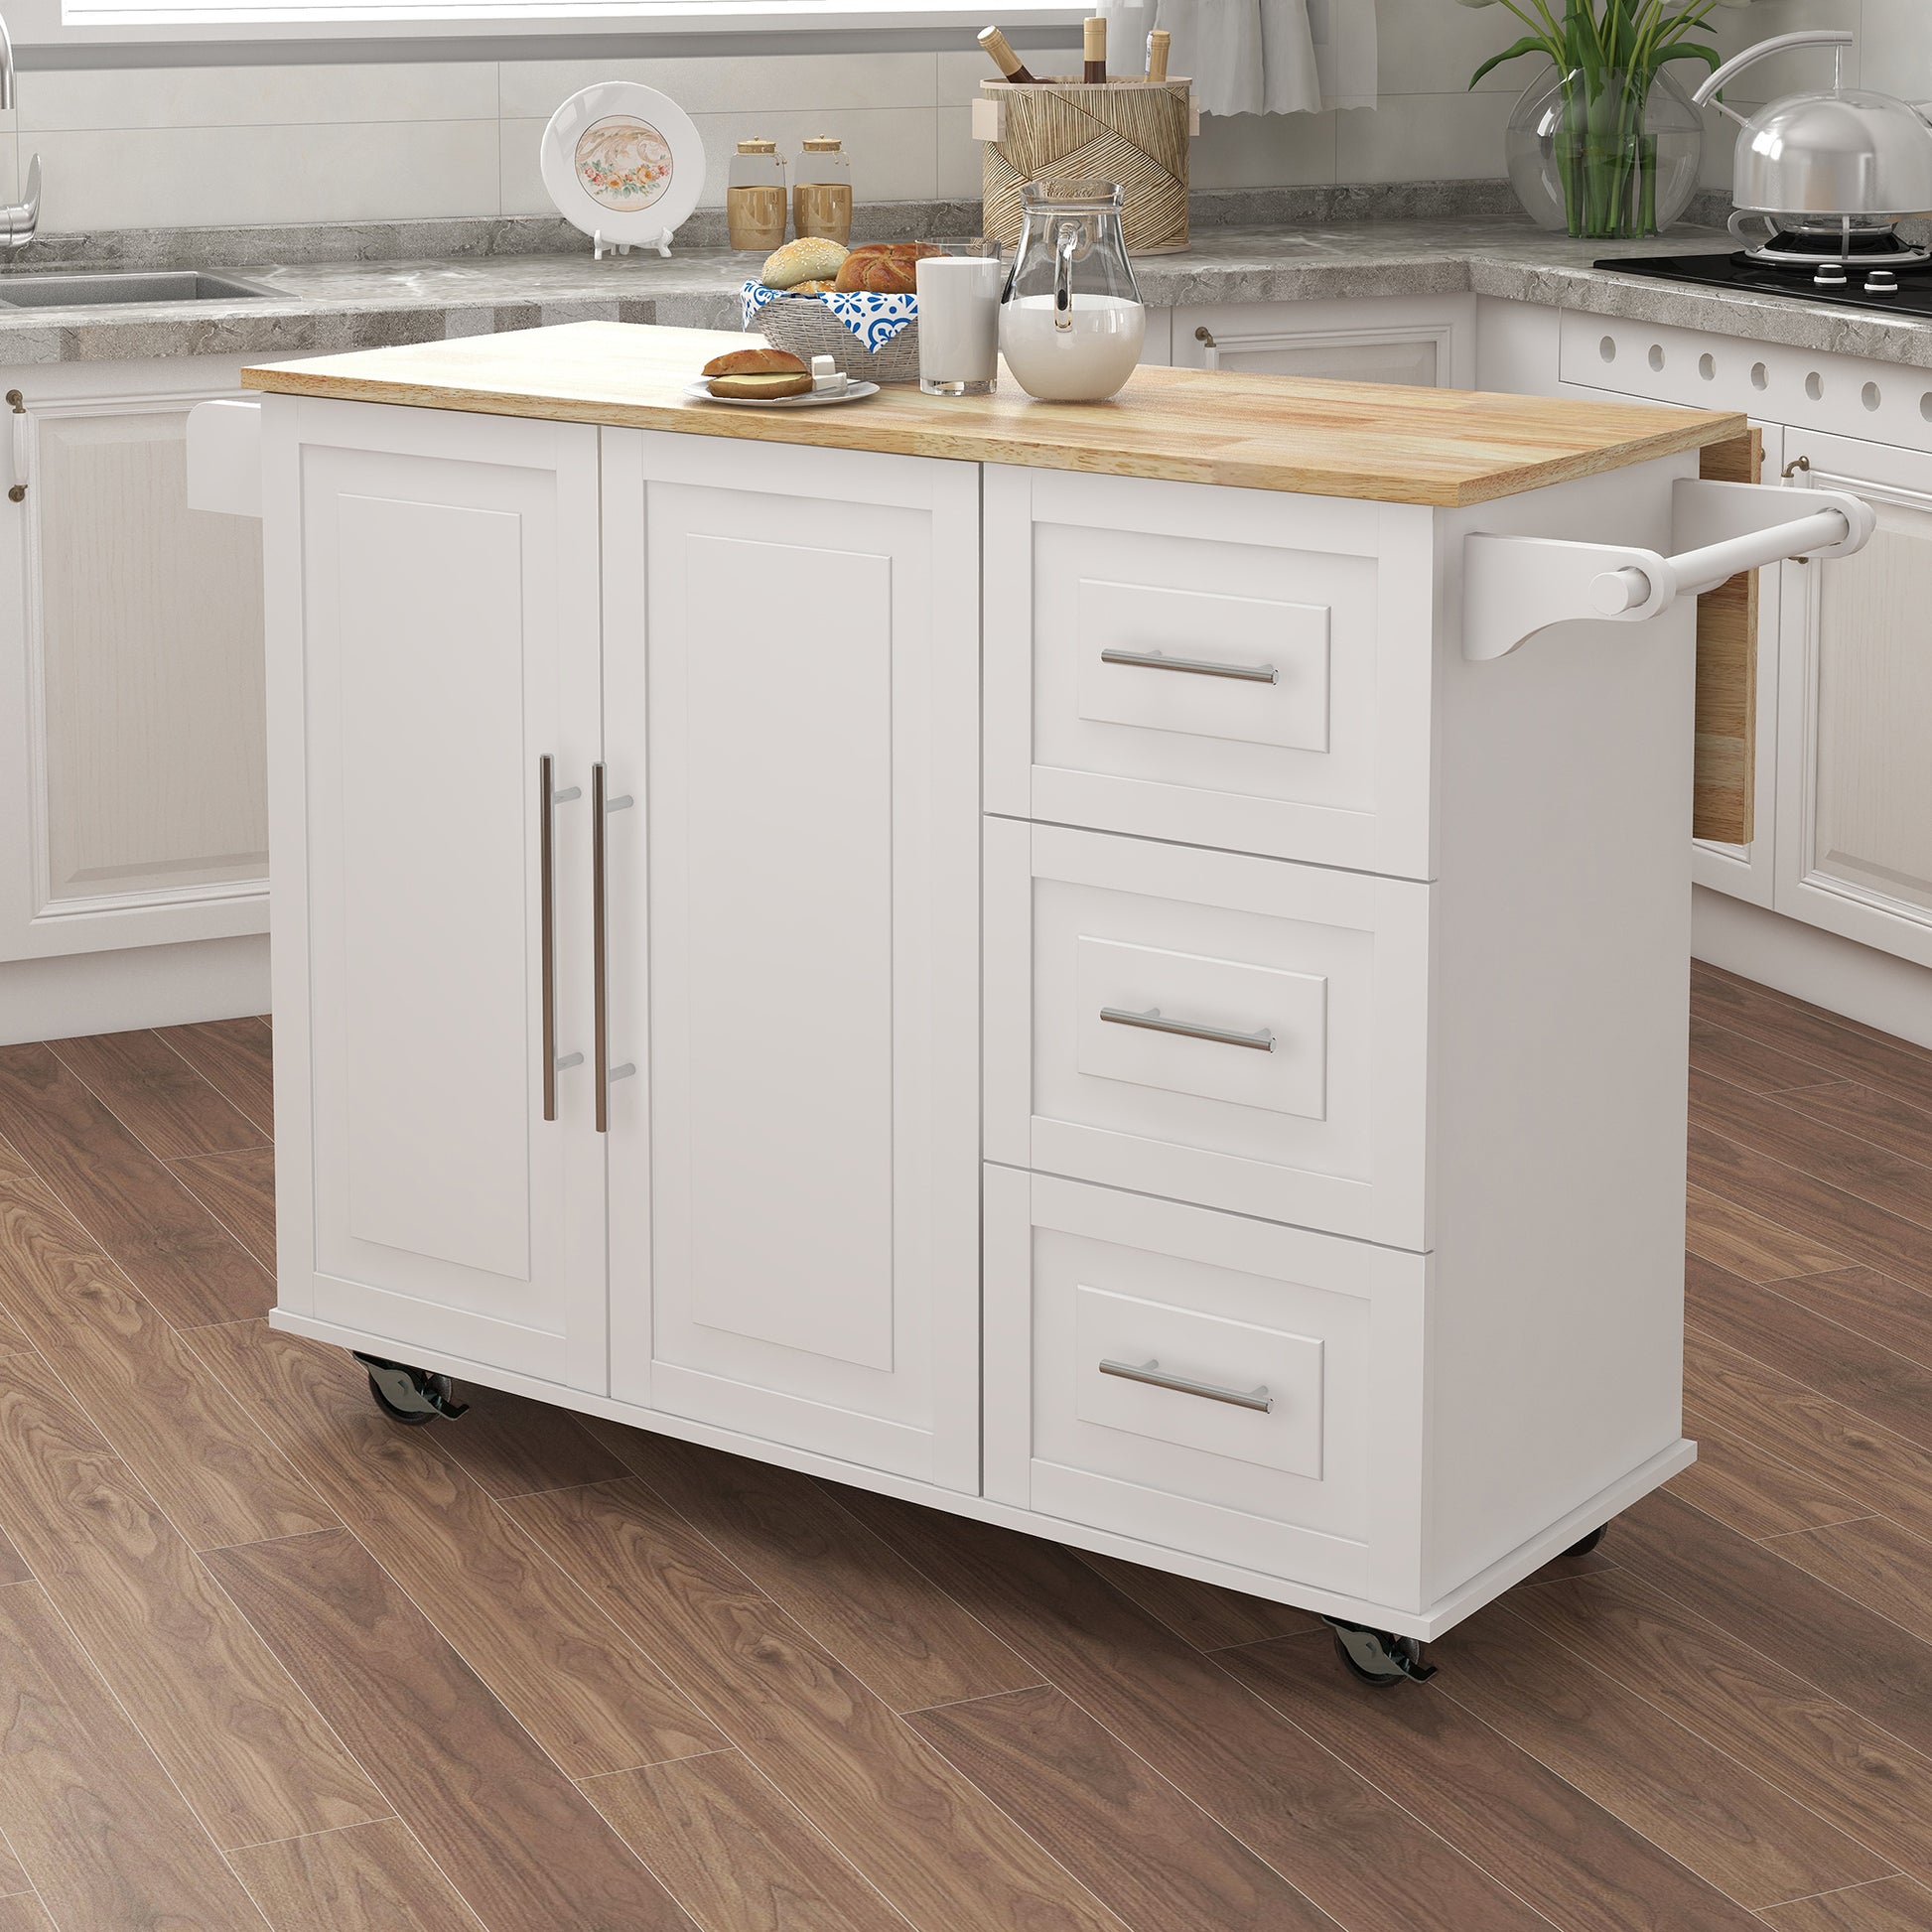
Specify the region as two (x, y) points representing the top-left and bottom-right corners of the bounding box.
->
(786, 278), (840, 295)
(701, 346), (808, 378)
(708, 369), (814, 400)
(833, 242), (945, 295)
(759, 236), (849, 288)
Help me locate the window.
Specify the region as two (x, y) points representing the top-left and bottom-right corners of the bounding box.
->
(60, 0), (1079, 32)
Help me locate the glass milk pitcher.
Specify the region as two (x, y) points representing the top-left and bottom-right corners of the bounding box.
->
(999, 180), (1147, 402)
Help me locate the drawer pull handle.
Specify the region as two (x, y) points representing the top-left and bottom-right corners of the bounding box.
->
(1100, 1357), (1274, 1413)
(1100, 1006), (1276, 1052)
(1100, 646), (1278, 685)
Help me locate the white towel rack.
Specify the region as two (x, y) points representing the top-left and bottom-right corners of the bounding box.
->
(1462, 476), (1875, 662)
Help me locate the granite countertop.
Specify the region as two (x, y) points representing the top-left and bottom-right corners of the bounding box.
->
(1, 207), (1929, 370)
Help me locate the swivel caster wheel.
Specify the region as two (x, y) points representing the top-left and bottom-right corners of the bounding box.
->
(1323, 1617), (1436, 1688)
(353, 1353), (469, 1427)
(1563, 1523), (1608, 1559)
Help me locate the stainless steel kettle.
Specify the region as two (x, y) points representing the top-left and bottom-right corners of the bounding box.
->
(1693, 30), (1932, 248)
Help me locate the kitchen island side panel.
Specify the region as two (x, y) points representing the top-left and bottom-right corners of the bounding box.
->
(1422, 456), (1699, 1608)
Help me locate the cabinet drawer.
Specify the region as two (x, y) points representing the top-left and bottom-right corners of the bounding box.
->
(985, 1167), (1425, 1601)
(986, 818), (1431, 1248)
(984, 467), (1436, 877)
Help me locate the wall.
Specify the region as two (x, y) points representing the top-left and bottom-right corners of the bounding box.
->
(0, 0), (1906, 234)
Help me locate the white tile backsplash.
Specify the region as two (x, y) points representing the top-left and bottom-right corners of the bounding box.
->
(10, 0), (1890, 236)
(34, 119), (499, 229)
(23, 61), (498, 132)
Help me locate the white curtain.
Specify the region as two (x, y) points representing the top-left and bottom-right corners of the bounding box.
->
(1100, 0), (1378, 116)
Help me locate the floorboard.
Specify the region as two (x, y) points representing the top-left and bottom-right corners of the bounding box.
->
(1685, 1180), (1854, 1282)
(1670, 1405), (1870, 1541)
(1074, 1552), (1326, 1650)
(0, 1143), (329, 1549)
(226, 1818), (484, 1932)
(582, 1420), (1040, 1715)
(905, 1683), (1344, 1931)
(155, 1018), (275, 1140)
(186, 1320), (724, 1780)
(168, 1148), (277, 1274)
(205, 1529), (699, 1932)
(0, 1352), (387, 1850)
(1764, 1269), (1932, 1374)
(0, 1046), (272, 1325)
(1761, 1516), (1932, 1649)
(50, 1030), (266, 1162)
(580, 1750), (911, 1932)
(1428, 1605), (1895, 1907)
(504, 1477), (1133, 1932)
(0, 1581), (267, 1929)
(1758, 1876), (1932, 1929)
(831, 1488), (1557, 1932)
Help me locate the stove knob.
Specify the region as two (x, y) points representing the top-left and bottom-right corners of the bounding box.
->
(1814, 264), (1848, 287)
(1866, 268), (1899, 294)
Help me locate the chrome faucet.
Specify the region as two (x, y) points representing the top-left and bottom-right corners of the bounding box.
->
(0, 15), (41, 250)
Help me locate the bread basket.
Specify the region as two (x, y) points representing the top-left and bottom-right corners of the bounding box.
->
(745, 290), (923, 384)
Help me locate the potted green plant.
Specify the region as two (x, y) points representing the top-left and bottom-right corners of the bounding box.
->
(1462, 0), (1754, 238)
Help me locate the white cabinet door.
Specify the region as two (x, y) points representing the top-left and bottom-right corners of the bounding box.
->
(602, 431), (980, 1491)
(0, 361), (270, 963)
(272, 398), (607, 1390)
(1172, 296), (1475, 389)
(1773, 429), (1932, 968)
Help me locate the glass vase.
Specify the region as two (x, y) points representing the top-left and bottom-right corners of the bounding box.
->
(1505, 66), (1704, 240)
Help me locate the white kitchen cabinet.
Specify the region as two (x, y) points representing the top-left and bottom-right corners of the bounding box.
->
(1774, 427), (1932, 969)
(1172, 295), (1477, 389)
(267, 398), (608, 1389)
(240, 319), (1786, 1660)
(0, 358), (270, 965)
(599, 432), (982, 1489)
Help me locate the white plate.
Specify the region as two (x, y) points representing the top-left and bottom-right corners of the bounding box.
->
(683, 379), (882, 409)
(540, 82), (703, 250)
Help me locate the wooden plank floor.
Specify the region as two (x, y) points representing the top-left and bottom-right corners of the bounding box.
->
(0, 968), (1929, 1930)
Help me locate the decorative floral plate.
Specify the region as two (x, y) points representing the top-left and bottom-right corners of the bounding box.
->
(539, 82), (704, 253)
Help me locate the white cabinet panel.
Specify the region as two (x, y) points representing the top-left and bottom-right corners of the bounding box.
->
(0, 366), (270, 965)
(986, 817), (1431, 1248)
(282, 403), (606, 1389)
(604, 432), (980, 1491)
(1172, 295), (1475, 389)
(1776, 429), (1932, 968)
(984, 1166), (1426, 1603)
(985, 467), (1434, 878)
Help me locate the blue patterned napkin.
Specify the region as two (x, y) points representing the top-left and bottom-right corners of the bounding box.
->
(741, 281), (918, 349)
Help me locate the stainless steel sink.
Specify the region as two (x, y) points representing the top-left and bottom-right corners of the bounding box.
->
(0, 270), (280, 308)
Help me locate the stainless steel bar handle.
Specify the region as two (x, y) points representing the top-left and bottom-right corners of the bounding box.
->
(540, 755), (558, 1122)
(1100, 646), (1277, 685)
(1100, 1006), (1275, 1052)
(1100, 1357), (1273, 1413)
(592, 761), (610, 1134)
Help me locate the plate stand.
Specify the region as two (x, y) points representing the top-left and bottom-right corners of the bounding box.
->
(594, 223), (678, 262)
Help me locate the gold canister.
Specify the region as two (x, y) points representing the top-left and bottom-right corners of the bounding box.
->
(727, 138), (787, 251)
(793, 135), (854, 245)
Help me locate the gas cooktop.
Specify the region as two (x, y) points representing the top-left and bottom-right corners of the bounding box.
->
(1598, 250), (1932, 320)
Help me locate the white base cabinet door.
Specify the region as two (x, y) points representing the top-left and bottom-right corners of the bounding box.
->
(1774, 427), (1932, 968)
(0, 358), (270, 965)
(270, 399), (609, 1391)
(601, 432), (983, 1491)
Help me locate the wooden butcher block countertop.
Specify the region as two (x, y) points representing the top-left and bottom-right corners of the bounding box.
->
(243, 319), (1745, 507)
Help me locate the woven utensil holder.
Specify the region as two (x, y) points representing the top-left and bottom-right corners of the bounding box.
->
(750, 294), (923, 384)
(974, 77), (1196, 256)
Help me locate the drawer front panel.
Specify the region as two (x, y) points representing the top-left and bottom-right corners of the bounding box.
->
(985, 469), (1436, 877)
(1074, 579), (1332, 752)
(986, 818), (1430, 1248)
(985, 1168), (1426, 1601)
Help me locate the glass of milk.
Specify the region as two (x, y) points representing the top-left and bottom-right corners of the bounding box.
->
(915, 254), (1003, 396)
(999, 181), (1147, 403)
